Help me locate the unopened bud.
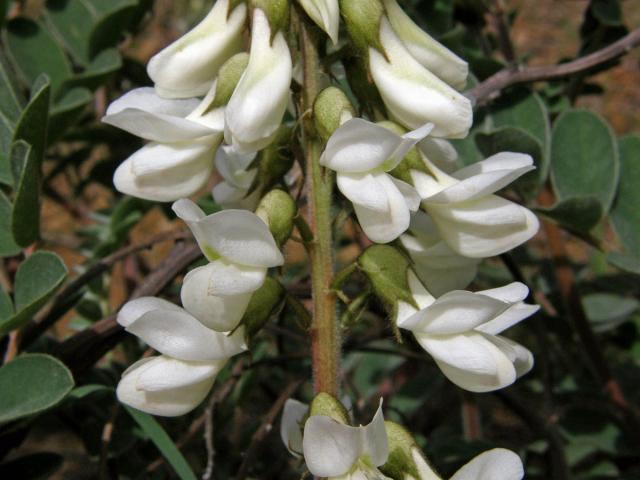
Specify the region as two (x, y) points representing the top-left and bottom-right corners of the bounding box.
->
(256, 189), (297, 246)
(251, 0), (289, 33)
(314, 87), (356, 142)
(242, 277), (286, 340)
(309, 392), (350, 424)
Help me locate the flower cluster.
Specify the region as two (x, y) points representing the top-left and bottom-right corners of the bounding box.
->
(103, 0), (541, 476)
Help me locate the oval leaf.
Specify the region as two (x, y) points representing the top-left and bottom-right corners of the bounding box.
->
(610, 135), (640, 257)
(0, 354), (74, 423)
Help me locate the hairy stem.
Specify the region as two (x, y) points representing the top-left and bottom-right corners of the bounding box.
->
(299, 13), (339, 396)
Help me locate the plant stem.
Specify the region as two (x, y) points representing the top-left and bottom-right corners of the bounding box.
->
(299, 13), (339, 396)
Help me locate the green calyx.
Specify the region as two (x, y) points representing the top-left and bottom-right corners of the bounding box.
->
(379, 421), (422, 479)
(242, 277), (286, 341)
(255, 189), (297, 247)
(210, 52), (250, 109)
(314, 86), (356, 142)
(309, 392), (350, 424)
(250, 0), (290, 33)
(257, 126), (294, 189)
(339, 0), (385, 54)
(357, 245), (418, 316)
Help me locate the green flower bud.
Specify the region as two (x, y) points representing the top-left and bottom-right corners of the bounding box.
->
(242, 277), (286, 341)
(377, 121), (430, 184)
(309, 392), (350, 424)
(314, 86), (356, 142)
(210, 52), (250, 109)
(357, 245), (417, 317)
(250, 0), (289, 33)
(339, 0), (385, 53)
(256, 189), (297, 246)
(379, 421), (422, 479)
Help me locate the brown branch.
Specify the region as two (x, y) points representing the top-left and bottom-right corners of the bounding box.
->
(20, 229), (189, 348)
(54, 242), (202, 376)
(470, 27), (640, 105)
(235, 379), (302, 480)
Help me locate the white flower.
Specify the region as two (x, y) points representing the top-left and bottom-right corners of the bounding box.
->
(225, 8), (293, 154)
(382, 0), (468, 89)
(302, 401), (391, 479)
(116, 297), (246, 416)
(212, 145), (261, 209)
(400, 211), (480, 297)
(320, 118), (433, 243)
(412, 152), (540, 257)
(410, 448), (524, 480)
(147, 0), (247, 98)
(298, 0), (340, 44)
(398, 280), (538, 392)
(172, 199), (284, 331)
(103, 86), (224, 201)
(280, 398), (308, 457)
(369, 17), (472, 138)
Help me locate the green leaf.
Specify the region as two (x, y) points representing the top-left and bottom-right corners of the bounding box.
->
(610, 135), (640, 257)
(0, 287), (13, 320)
(89, 0), (139, 57)
(10, 141), (41, 246)
(475, 126), (544, 199)
(68, 384), (112, 399)
(583, 293), (639, 332)
(490, 88), (551, 180)
(12, 75), (50, 166)
(63, 48), (122, 92)
(43, 0), (98, 66)
(606, 252), (640, 275)
(3, 18), (72, 95)
(123, 406), (197, 480)
(0, 55), (25, 155)
(48, 87), (92, 142)
(0, 190), (20, 256)
(551, 109), (619, 213)
(0, 354), (74, 423)
(536, 196), (603, 234)
(0, 251), (67, 335)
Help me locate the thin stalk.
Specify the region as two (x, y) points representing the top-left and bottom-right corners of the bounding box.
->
(299, 13), (339, 396)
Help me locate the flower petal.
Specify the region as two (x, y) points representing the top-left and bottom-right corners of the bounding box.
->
(389, 177), (421, 212)
(102, 87), (213, 141)
(418, 137), (459, 174)
(476, 303), (540, 335)
(136, 356), (225, 392)
(450, 448), (524, 480)
(281, 399), (308, 458)
(172, 200), (284, 267)
(417, 332), (517, 392)
(224, 8), (292, 153)
(360, 400), (389, 468)
(337, 172), (390, 212)
(453, 152), (534, 180)
(117, 296), (183, 328)
(399, 290), (508, 334)
(114, 141), (218, 202)
(181, 265), (254, 331)
(298, 0), (340, 44)
(477, 282), (529, 303)
(303, 415), (361, 477)
(353, 173), (412, 243)
(369, 18), (472, 138)
(125, 309), (247, 361)
(117, 355), (217, 417)
(427, 195), (539, 258)
(147, 0), (247, 98)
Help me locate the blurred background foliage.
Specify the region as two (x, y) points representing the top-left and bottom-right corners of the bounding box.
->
(0, 0), (639, 478)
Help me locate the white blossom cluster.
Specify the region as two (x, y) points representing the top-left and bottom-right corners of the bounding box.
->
(103, 0), (540, 477)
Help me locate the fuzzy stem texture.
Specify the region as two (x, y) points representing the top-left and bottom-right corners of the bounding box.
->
(300, 13), (339, 396)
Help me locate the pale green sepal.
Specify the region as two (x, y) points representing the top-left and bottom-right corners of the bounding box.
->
(250, 0), (290, 33)
(211, 53), (250, 108)
(309, 392), (350, 424)
(255, 189), (297, 246)
(241, 277), (286, 341)
(314, 86), (356, 142)
(339, 0), (385, 53)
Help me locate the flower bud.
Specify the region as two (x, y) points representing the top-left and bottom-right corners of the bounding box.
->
(256, 189), (297, 246)
(340, 0), (385, 53)
(250, 0), (289, 33)
(309, 392), (350, 424)
(313, 86), (355, 142)
(242, 277), (286, 340)
(147, 0), (247, 98)
(298, 0), (340, 44)
(383, 0), (468, 89)
(379, 421), (426, 480)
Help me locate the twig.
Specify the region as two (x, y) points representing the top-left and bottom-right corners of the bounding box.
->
(235, 379), (302, 480)
(20, 229), (189, 348)
(470, 27), (640, 104)
(54, 242), (202, 376)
